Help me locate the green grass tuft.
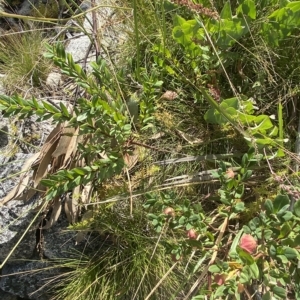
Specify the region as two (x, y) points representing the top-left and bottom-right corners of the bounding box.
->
(0, 28), (51, 93)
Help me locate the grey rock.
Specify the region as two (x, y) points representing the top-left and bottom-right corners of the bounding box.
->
(0, 74), (5, 95)
(0, 198), (40, 262)
(43, 208), (101, 260)
(46, 72), (62, 90)
(65, 34), (92, 65)
(0, 260), (62, 300)
(0, 117), (54, 263)
(0, 207), (104, 299)
(0, 288), (18, 300)
(0, 111), (8, 149)
(0, 153), (33, 199)
(17, 0), (39, 16)
(0, 125), (8, 149)
(43, 210), (81, 259)
(65, 0), (128, 68)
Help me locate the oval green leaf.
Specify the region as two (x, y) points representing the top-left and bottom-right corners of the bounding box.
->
(273, 194), (289, 213)
(208, 264), (221, 273)
(293, 199), (300, 217)
(283, 247), (298, 260)
(272, 286), (286, 299)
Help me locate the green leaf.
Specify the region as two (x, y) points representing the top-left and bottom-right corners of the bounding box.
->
(74, 176), (81, 186)
(279, 223), (292, 238)
(156, 225), (162, 232)
(264, 199), (274, 216)
(262, 2), (300, 46)
(221, 97), (239, 109)
(241, 170), (252, 181)
(277, 254), (288, 263)
(268, 125), (279, 137)
(178, 216), (186, 225)
(173, 14), (187, 27)
(248, 262), (259, 279)
(294, 234), (300, 246)
(260, 23), (279, 47)
(293, 200), (300, 217)
(239, 266), (251, 284)
(262, 291), (272, 300)
(73, 63), (82, 75)
(154, 80), (164, 87)
(77, 113), (88, 122)
(204, 97), (240, 125)
(148, 213), (158, 220)
(37, 113), (53, 121)
(283, 247), (298, 260)
(273, 194), (289, 213)
(252, 115), (274, 132)
(43, 51), (54, 59)
(189, 215), (200, 222)
(248, 217), (260, 230)
(77, 81), (90, 89)
(212, 18), (249, 48)
(280, 211), (293, 221)
(42, 101), (60, 113)
(193, 253), (209, 274)
(72, 167), (87, 176)
(57, 43), (66, 59)
(45, 189), (55, 201)
(242, 225), (251, 234)
(41, 179), (56, 187)
(186, 239), (202, 248)
(234, 184), (245, 198)
(32, 97), (40, 109)
(15, 95), (26, 106)
(277, 204), (291, 217)
(186, 223), (193, 230)
(204, 108), (223, 124)
(237, 247), (255, 265)
(152, 219), (158, 226)
(213, 285), (226, 297)
(237, 0), (256, 20)
(20, 107), (32, 114)
(272, 286), (286, 298)
(234, 202), (245, 213)
(269, 244), (276, 257)
(241, 153), (249, 167)
(208, 265), (221, 273)
(254, 137), (274, 145)
(60, 102), (70, 117)
(67, 53), (74, 66)
(220, 1), (232, 19)
(62, 170), (74, 180)
(264, 229), (273, 240)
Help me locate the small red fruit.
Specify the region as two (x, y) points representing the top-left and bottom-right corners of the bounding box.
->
(186, 228), (198, 239)
(163, 207), (175, 217)
(239, 234), (257, 254)
(214, 274), (226, 286)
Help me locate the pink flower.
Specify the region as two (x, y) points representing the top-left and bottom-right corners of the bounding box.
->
(239, 234), (257, 254)
(186, 228), (198, 239)
(163, 207), (175, 218)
